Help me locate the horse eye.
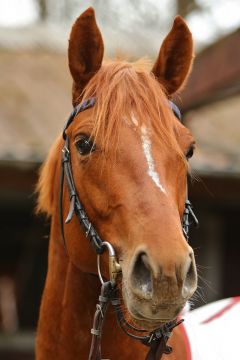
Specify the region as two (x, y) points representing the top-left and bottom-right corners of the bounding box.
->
(186, 145), (194, 159)
(75, 135), (96, 156)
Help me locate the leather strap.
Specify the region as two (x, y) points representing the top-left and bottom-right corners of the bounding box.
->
(88, 282), (115, 360)
(60, 136), (104, 254)
(145, 335), (173, 360)
(88, 282), (183, 360)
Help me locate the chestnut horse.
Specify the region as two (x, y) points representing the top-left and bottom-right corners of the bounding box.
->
(36, 7), (198, 360)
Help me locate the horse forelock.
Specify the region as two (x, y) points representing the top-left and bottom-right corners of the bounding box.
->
(79, 59), (186, 161)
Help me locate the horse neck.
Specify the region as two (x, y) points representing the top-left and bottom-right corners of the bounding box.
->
(36, 214), (100, 359)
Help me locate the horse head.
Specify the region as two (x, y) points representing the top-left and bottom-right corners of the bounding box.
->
(37, 7), (197, 332)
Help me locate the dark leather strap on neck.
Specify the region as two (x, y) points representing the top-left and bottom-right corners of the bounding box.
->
(146, 338), (169, 360)
(88, 282), (114, 360)
(145, 331), (174, 360)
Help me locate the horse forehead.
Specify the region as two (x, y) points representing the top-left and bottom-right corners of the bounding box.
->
(117, 122), (173, 173)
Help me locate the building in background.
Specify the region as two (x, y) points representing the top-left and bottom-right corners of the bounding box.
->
(0, 29), (71, 359)
(179, 27), (240, 305)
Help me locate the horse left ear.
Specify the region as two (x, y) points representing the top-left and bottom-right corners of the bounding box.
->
(68, 7), (104, 106)
(152, 16), (193, 96)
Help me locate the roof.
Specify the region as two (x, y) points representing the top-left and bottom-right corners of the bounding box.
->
(179, 27), (240, 111)
(0, 49), (72, 163)
(179, 27), (240, 177)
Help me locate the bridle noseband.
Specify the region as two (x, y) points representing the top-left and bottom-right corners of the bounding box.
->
(59, 98), (198, 360)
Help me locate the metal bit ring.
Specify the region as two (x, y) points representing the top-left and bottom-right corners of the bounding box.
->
(97, 242), (121, 284)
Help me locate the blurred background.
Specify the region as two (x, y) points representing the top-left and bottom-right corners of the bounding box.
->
(0, 0), (240, 358)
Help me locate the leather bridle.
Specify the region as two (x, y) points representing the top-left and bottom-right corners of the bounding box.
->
(59, 98), (198, 360)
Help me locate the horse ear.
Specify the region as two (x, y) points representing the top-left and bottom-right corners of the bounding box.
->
(68, 7), (104, 106)
(152, 16), (193, 96)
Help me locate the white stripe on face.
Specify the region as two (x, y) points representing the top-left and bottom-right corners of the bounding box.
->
(141, 126), (167, 194)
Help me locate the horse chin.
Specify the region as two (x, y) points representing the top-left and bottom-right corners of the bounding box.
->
(127, 305), (182, 332)
(122, 288), (185, 331)
(127, 309), (172, 332)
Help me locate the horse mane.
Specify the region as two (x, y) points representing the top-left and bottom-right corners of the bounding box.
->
(36, 58), (186, 216)
(36, 136), (62, 216)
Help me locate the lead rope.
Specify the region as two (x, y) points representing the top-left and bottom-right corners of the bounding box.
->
(89, 281), (115, 360)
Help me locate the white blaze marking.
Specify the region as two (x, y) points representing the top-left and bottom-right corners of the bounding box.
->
(141, 126), (166, 194)
(131, 114), (138, 126)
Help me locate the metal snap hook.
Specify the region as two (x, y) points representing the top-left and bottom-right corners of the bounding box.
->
(97, 242), (122, 285)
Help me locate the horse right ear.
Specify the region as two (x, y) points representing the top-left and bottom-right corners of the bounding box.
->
(68, 7), (104, 106)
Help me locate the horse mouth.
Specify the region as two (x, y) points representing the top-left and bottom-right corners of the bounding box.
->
(126, 303), (184, 331)
(123, 287), (186, 331)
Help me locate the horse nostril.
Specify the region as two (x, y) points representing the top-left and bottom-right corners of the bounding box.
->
(131, 252), (153, 297)
(182, 253), (197, 298)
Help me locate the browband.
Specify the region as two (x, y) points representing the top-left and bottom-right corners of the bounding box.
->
(63, 98), (183, 139)
(169, 100), (182, 122)
(63, 97), (96, 140)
